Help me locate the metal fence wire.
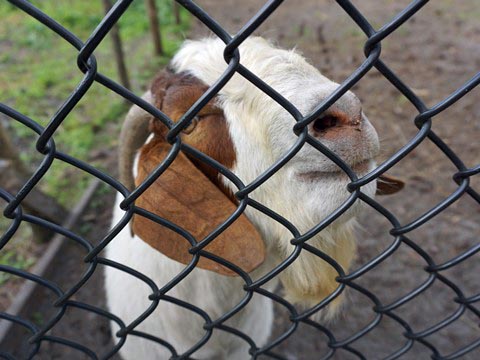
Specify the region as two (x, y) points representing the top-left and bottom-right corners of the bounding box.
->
(1, 0), (480, 359)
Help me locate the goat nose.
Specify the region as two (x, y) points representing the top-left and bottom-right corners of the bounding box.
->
(310, 110), (361, 135)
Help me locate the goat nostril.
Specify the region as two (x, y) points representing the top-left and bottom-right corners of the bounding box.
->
(312, 115), (338, 132)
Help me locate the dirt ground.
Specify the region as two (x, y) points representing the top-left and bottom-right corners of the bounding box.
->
(4, 0), (479, 359)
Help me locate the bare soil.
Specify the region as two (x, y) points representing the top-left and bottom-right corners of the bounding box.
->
(3, 1), (479, 359)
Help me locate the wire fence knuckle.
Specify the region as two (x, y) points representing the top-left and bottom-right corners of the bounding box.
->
(1, 0), (479, 359)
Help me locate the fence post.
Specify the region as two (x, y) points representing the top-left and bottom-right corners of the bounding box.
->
(102, 0), (131, 90)
(145, 0), (164, 56)
(173, 1), (181, 25)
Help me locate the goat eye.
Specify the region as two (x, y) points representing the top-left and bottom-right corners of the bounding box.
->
(182, 116), (199, 135)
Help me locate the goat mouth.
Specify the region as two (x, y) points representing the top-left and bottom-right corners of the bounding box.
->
(296, 159), (372, 181)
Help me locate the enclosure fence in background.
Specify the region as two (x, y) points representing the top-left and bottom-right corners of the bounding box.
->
(1, 0), (480, 359)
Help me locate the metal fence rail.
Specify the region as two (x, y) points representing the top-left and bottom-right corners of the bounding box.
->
(1, 0), (479, 359)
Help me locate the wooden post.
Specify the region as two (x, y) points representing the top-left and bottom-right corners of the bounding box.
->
(102, 0), (131, 90)
(145, 0), (164, 56)
(173, 1), (181, 25)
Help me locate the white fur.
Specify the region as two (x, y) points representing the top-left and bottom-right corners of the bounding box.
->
(105, 37), (379, 359)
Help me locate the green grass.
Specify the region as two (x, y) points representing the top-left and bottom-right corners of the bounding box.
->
(0, 0), (190, 205)
(0, 248), (35, 286)
(0, 1), (190, 282)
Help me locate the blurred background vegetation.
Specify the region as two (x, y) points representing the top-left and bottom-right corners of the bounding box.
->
(0, 0), (190, 303)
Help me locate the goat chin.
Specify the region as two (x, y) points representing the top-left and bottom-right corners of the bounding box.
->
(279, 221), (357, 321)
(228, 161), (376, 321)
(245, 202), (358, 322)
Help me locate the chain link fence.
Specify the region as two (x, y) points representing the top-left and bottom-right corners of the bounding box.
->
(1, 0), (479, 359)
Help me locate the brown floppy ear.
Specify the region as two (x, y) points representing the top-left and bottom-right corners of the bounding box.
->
(131, 70), (265, 276)
(376, 174), (405, 195)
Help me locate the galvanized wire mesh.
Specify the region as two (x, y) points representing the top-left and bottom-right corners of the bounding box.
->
(1, 0), (479, 359)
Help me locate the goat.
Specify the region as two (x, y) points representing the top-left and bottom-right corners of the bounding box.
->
(104, 37), (403, 359)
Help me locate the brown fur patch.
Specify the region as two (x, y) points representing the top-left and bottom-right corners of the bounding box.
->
(149, 70), (236, 199)
(131, 70), (265, 275)
(133, 138), (264, 275)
